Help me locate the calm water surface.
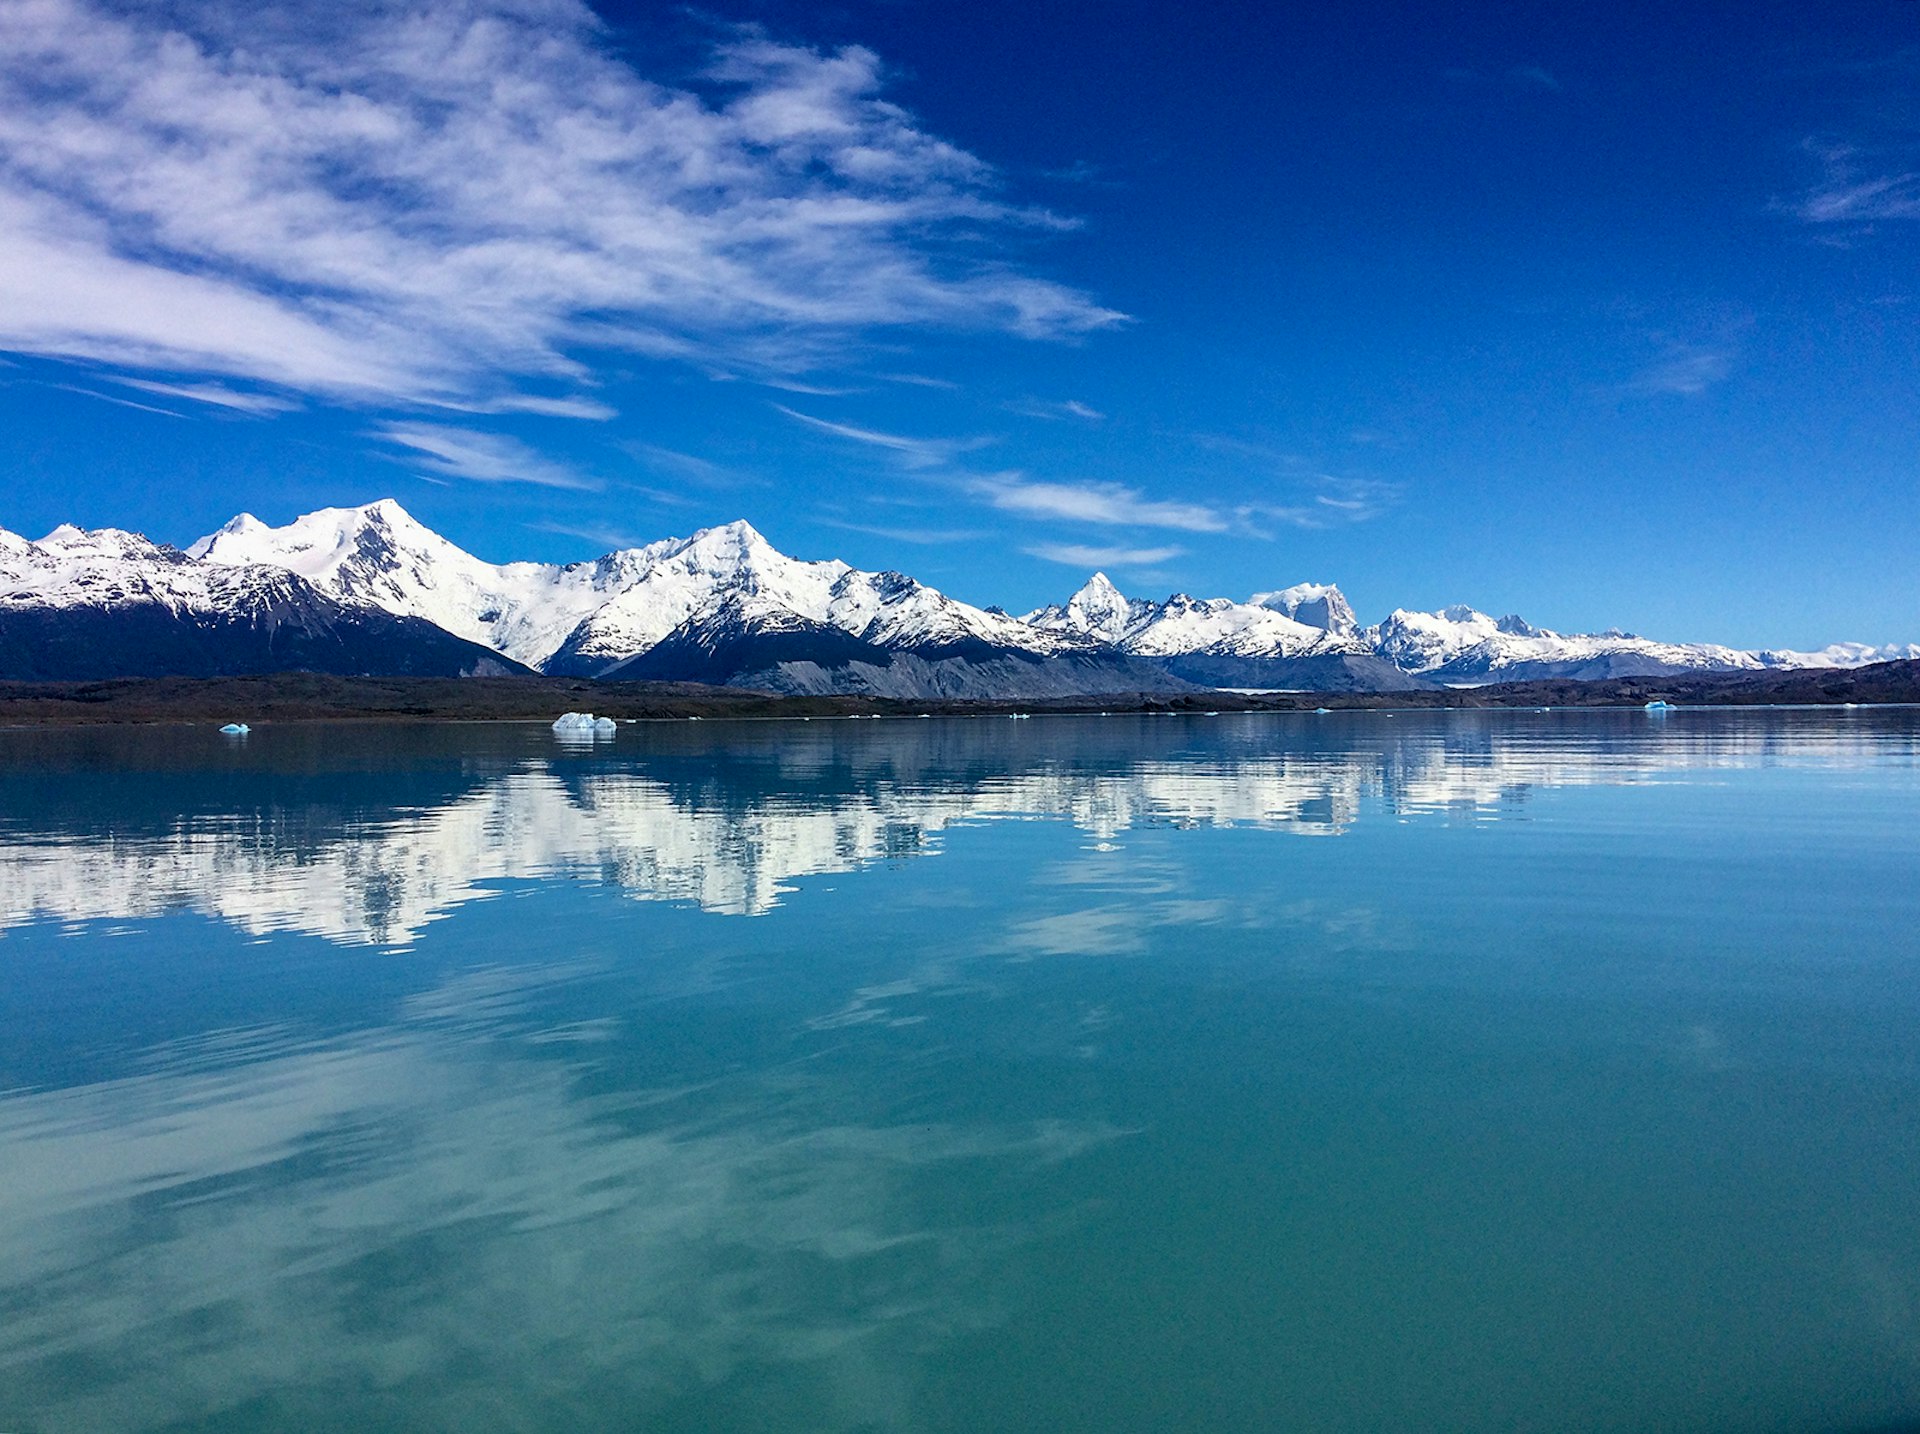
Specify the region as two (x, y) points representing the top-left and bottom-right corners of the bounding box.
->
(1, 709), (1917, 1432)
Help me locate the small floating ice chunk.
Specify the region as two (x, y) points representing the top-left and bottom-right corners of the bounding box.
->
(1644, 700), (1674, 712)
(219, 722), (249, 735)
(1314, 707), (1331, 714)
(551, 711), (616, 738)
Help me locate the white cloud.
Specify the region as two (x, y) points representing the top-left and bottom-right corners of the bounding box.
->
(462, 394), (619, 421)
(1006, 397), (1104, 421)
(1024, 541), (1186, 568)
(976, 475), (1229, 532)
(116, 378), (300, 415)
(1629, 347), (1731, 396)
(1187, 437), (1400, 529)
(0, 0), (1121, 410)
(775, 404), (990, 468)
(1791, 140), (1920, 225)
(626, 443), (757, 488)
(818, 519), (987, 544)
(377, 422), (597, 488)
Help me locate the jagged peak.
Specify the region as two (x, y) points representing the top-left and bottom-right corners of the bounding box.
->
(1250, 581), (1358, 635)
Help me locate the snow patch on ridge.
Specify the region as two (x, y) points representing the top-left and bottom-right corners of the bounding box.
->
(4, 501), (1912, 686)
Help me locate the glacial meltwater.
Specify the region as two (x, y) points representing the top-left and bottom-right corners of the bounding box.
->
(1, 709), (1916, 1433)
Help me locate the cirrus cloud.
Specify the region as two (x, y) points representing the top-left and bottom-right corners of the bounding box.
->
(976, 476), (1231, 532)
(0, 0), (1122, 412)
(376, 422), (598, 489)
(1024, 542), (1186, 568)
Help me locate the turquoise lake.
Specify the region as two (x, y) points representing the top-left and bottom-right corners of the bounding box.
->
(1, 709), (1917, 1432)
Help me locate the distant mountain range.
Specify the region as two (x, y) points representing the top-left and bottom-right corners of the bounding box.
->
(1, 500), (1911, 694)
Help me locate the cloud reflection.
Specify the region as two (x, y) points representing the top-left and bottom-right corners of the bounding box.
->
(0, 959), (1123, 1431)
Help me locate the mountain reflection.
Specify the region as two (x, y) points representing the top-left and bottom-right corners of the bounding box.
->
(0, 710), (1910, 945)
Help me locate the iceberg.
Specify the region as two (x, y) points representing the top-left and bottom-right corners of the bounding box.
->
(1644, 700), (1673, 712)
(551, 712), (617, 737)
(218, 722), (250, 735)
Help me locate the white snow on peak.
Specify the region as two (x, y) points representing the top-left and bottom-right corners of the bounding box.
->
(191, 499), (1079, 673)
(562, 521), (1083, 667)
(1365, 605), (1766, 680)
(7, 499), (1916, 681)
(0, 519), (311, 616)
(1027, 574), (1364, 659)
(1251, 582), (1358, 636)
(1062, 573), (1144, 644)
(1756, 641), (1920, 668)
(193, 499), (673, 669)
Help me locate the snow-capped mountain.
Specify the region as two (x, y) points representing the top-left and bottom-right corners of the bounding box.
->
(187, 502), (1178, 697)
(1250, 582), (1360, 638)
(539, 518), (1093, 676)
(1356, 605), (1906, 684)
(0, 520), (520, 680)
(189, 499), (658, 670)
(1030, 575), (1916, 688)
(1028, 573), (1357, 658)
(4, 499), (1911, 692)
(1024, 574), (1425, 690)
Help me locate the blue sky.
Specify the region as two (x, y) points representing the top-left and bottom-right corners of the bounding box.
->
(0, 0), (1915, 646)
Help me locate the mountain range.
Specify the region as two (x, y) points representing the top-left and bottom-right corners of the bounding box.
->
(1, 500), (1911, 694)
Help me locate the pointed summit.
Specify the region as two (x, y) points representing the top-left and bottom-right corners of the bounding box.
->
(1061, 572), (1140, 643)
(185, 512), (264, 559)
(672, 519), (784, 579)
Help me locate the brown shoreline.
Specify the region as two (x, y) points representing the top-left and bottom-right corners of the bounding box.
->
(0, 659), (1916, 726)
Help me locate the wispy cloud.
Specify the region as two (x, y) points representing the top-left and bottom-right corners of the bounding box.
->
(1507, 65), (1562, 91)
(377, 423), (597, 489)
(1789, 140), (1920, 224)
(0, 0), (1122, 410)
(51, 383), (185, 419)
(116, 378), (300, 415)
(820, 519), (988, 545)
(627, 444), (757, 489)
(974, 475), (1229, 531)
(776, 405), (991, 468)
(1185, 437), (1401, 529)
(876, 372), (961, 390)
(463, 394), (618, 421)
(527, 519), (652, 550)
(1629, 346), (1731, 396)
(1024, 542), (1186, 568)
(1006, 397), (1104, 421)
